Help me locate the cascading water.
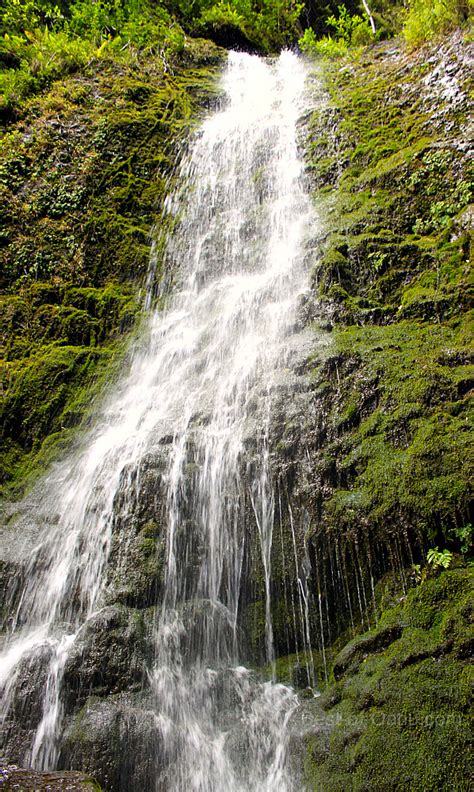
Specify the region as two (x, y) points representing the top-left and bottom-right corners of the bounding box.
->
(1, 51), (320, 789)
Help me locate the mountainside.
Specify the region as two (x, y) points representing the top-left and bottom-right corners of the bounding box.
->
(0, 15), (472, 792)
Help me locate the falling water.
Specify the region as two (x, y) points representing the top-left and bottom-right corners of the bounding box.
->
(1, 51), (318, 789)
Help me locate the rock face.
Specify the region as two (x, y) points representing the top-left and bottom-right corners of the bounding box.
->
(277, 29), (473, 790)
(59, 694), (161, 792)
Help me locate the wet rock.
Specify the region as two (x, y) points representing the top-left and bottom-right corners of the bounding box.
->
(104, 451), (168, 609)
(1, 642), (54, 763)
(288, 697), (334, 773)
(333, 625), (403, 680)
(105, 519), (165, 609)
(59, 694), (161, 792)
(63, 606), (153, 709)
(0, 559), (25, 628)
(0, 763), (100, 790)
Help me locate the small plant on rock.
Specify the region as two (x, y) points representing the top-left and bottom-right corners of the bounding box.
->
(413, 546), (453, 584)
(427, 546), (453, 570)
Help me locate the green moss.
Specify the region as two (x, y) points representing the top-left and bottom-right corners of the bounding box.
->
(306, 37), (472, 324)
(298, 48), (473, 787)
(0, 44), (224, 496)
(315, 321), (473, 550)
(305, 569), (473, 791)
(304, 34), (472, 575)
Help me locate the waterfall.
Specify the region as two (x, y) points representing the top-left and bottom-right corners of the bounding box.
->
(1, 51), (318, 790)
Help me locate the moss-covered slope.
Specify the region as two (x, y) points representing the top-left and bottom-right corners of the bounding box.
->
(300, 28), (472, 589)
(304, 568), (473, 791)
(0, 38), (224, 495)
(292, 28), (473, 792)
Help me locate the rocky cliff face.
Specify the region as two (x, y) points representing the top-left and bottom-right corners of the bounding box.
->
(0, 28), (472, 792)
(281, 29), (473, 790)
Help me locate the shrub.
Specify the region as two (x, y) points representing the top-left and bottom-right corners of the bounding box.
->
(299, 28), (349, 57)
(299, 3), (376, 58)
(403, 0), (474, 47)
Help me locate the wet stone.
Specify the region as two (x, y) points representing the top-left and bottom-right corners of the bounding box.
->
(0, 763), (99, 790)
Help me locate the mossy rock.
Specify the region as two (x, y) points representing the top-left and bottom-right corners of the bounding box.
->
(0, 46), (223, 496)
(305, 569), (473, 791)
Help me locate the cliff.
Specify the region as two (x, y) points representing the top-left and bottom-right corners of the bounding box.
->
(0, 21), (472, 792)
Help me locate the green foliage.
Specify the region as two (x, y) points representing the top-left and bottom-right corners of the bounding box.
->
(197, 2), (247, 33)
(298, 3), (376, 58)
(329, 322), (473, 549)
(299, 27), (348, 57)
(403, 0), (474, 47)
(325, 3), (369, 43)
(427, 546), (454, 569)
(193, 0), (303, 52)
(303, 37), (472, 670)
(414, 546), (454, 583)
(0, 1), (189, 116)
(0, 0), (65, 35)
(0, 28), (96, 115)
(456, 524), (473, 555)
(413, 181), (473, 234)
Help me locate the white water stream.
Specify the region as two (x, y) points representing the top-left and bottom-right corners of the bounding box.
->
(1, 51), (319, 789)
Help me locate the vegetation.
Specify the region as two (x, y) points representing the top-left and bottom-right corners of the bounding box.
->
(0, 2), (225, 496)
(0, 0), (304, 117)
(299, 3), (376, 57)
(300, 25), (473, 578)
(403, 0), (474, 47)
(294, 26), (473, 789)
(0, 0), (189, 117)
(304, 568), (473, 790)
(0, 2), (472, 786)
(299, 0), (474, 57)
(413, 545), (455, 582)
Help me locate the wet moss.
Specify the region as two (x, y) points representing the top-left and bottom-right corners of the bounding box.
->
(321, 321), (473, 549)
(306, 34), (472, 325)
(0, 43), (225, 496)
(305, 569), (473, 791)
(299, 32), (473, 789)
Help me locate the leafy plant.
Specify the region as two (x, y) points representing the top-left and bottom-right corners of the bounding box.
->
(456, 524), (472, 555)
(413, 546), (453, 584)
(299, 3), (376, 58)
(326, 3), (371, 43)
(299, 27), (349, 57)
(413, 179), (473, 234)
(427, 546), (453, 569)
